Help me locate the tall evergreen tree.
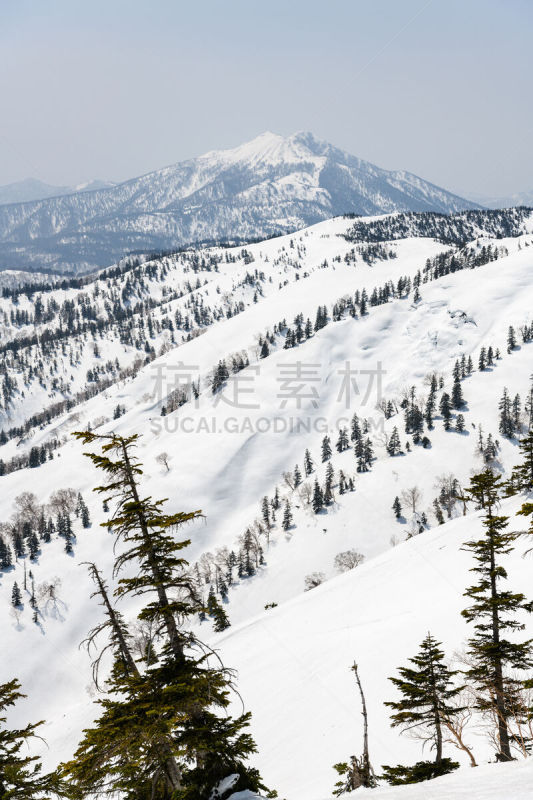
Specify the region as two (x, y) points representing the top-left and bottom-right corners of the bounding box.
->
(392, 496), (402, 520)
(282, 500), (293, 531)
(387, 427), (402, 456)
(382, 633), (462, 783)
(312, 480), (324, 514)
(11, 582), (22, 607)
(451, 375), (464, 410)
(62, 431), (265, 799)
(439, 393), (452, 431)
(462, 469), (533, 761)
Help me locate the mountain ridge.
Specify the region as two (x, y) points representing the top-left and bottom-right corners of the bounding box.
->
(0, 132), (479, 275)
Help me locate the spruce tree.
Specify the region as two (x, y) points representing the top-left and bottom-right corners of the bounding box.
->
(510, 431), (533, 490)
(462, 469), (533, 761)
(451, 375), (464, 409)
(282, 500), (293, 531)
(11, 582), (21, 607)
(62, 431), (266, 799)
(304, 448), (314, 476)
(439, 393), (452, 430)
(392, 496), (402, 519)
(312, 480), (324, 514)
(321, 435), (332, 462)
(382, 634), (461, 784)
(336, 427), (349, 453)
(0, 679), (64, 797)
(207, 587), (231, 633)
(387, 427), (401, 456)
(499, 388), (515, 438)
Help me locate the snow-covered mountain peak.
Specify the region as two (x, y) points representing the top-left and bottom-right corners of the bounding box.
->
(0, 132), (479, 275)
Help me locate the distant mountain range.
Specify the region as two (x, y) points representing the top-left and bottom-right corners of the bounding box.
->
(463, 189), (533, 210)
(0, 177), (115, 205)
(0, 131), (480, 274)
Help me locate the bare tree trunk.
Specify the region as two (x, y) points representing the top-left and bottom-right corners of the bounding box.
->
(351, 661), (374, 786)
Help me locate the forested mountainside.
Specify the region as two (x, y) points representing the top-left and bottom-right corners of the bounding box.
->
(0, 131), (478, 274)
(1, 207), (533, 798)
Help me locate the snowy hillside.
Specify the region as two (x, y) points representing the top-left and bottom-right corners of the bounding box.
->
(0, 132), (478, 274)
(1, 207), (533, 798)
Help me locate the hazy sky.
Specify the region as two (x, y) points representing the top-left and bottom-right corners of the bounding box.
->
(1, 0), (531, 196)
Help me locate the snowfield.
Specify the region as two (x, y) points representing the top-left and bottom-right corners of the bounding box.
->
(1, 210), (533, 798)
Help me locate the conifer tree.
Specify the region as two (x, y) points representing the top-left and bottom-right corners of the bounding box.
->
(382, 634), (461, 784)
(336, 427), (349, 453)
(261, 496), (271, 531)
(324, 466), (334, 506)
(321, 435), (332, 462)
(507, 325), (516, 353)
(0, 679), (64, 797)
(304, 449), (314, 476)
(392, 496), (402, 519)
(387, 427), (401, 456)
(451, 375), (464, 409)
(350, 413), (361, 442)
(511, 431), (533, 490)
(62, 431), (265, 799)
(11, 582), (21, 607)
(499, 387), (515, 438)
(282, 500), (293, 531)
(439, 393), (452, 430)
(0, 539), (12, 570)
(207, 587), (231, 633)
(312, 480), (324, 514)
(462, 469), (533, 761)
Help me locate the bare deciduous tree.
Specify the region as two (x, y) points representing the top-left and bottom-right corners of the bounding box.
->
(401, 486), (422, 514)
(49, 488), (77, 516)
(156, 452), (171, 472)
(304, 572), (326, 591)
(334, 550), (365, 573)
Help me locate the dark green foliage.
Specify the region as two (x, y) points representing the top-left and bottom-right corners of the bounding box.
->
(511, 431), (533, 490)
(11, 582), (21, 608)
(381, 758), (459, 785)
(321, 435), (332, 462)
(0, 678), (64, 798)
(207, 587), (231, 633)
(439, 392), (452, 430)
(451, 375), (464, 409)
(385, 634), (463, 768)
(387, 427), (401, 456)
(282, 500), (292, 531)
(462, 469), (533, 761)
(392, 496), (402, 519)
(312, 480), (324, 514)
(62, 431), (265, 800)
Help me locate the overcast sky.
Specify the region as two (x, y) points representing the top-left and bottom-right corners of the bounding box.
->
(0, 0), (530, 196)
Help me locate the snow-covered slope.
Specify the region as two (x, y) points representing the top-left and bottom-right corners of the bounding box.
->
(1, 208), (533, 798)
(0, 132), (478, 274)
